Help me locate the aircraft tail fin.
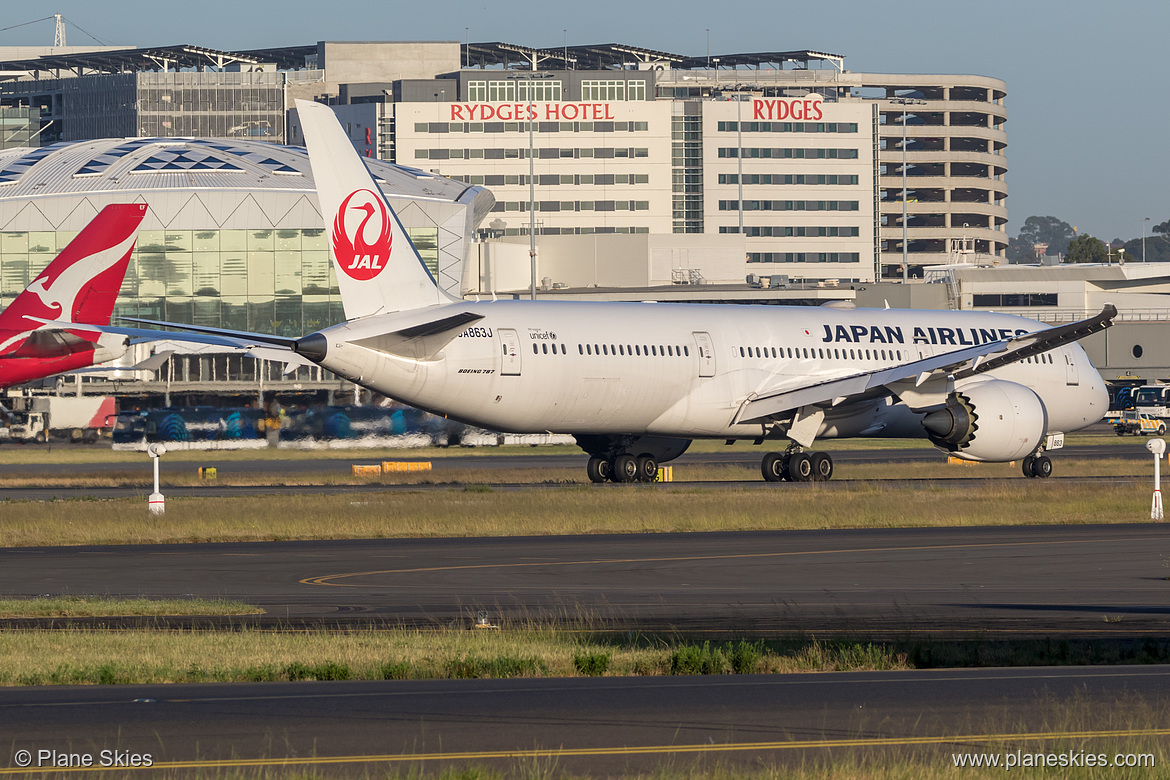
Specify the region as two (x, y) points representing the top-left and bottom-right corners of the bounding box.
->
(0, 203), (146, 333)
(296, 99), (455, 320)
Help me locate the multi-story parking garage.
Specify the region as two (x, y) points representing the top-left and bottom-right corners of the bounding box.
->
(860, 73), (1008, 273)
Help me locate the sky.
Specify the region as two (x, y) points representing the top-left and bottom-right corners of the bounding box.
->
(3, 0), (1167, 241)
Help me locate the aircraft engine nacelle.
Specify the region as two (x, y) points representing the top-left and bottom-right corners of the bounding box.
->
(920, 379), (1048, 463)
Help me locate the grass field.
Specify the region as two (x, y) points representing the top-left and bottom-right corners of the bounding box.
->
(0, 596), (260, 618)
(0, 629), (913, 686)
(7, 628), (1170, 687)
(0, 477), (1150, 547)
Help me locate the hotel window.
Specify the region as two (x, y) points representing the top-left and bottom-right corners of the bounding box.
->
(517, 80), (563, 101)
(627, 80), (646, 101)
(468, 82), (487, 102)
(581, 80), (626, 101)
(487, 81), (516, 102)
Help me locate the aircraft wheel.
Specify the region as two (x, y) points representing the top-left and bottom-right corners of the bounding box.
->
(810, 452), (834, 482)
(1021, 455), (1036, 478)
(612, 454), (638, 483)
(635, 455), (658, 483)
(761, 452), (786, 482)
(788, 452), (813, 482)
(586, 457), (610, 483)
(1031, 455), (1053, 479)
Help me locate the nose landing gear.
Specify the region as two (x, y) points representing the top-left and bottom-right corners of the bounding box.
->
(1021, 452), (1053, 478)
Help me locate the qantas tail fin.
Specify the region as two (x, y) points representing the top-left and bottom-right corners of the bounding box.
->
(0, 203), (146, 333)
(296, 99), (456, 320)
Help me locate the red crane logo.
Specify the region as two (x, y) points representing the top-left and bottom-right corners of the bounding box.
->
(332, 189), (393, 281)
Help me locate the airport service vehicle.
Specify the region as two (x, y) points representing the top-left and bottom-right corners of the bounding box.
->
(0, 204), (146, 388)
(99, 101), (1116, 483)
(7, 395), (117, 443)
(1112, 408), (1166, 437)
(1128, 385), (1170, 419)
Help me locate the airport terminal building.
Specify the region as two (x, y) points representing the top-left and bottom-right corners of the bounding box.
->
(0, 137), (493, 330)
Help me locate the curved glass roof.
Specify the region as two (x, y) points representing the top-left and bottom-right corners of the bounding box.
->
(0, 137), (470, 203)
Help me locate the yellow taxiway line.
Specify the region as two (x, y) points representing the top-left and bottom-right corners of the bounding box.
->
(4, 728), (1168, 773)
(301, 535), (1156, 587)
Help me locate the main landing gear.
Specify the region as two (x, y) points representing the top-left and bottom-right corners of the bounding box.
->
(587, 454), (660, 483)
(761, 448), (834, 483)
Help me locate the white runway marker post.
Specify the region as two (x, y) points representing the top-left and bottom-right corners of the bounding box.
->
(1147, 438), (1165, 520)
(147, 442), (167, 515)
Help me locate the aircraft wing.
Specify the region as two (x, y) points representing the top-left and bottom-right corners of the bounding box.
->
(119, 317), (297, 348)
(734, 304), (1116, 425)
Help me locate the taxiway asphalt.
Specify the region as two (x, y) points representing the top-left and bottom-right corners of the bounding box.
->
(2, 524), (1167, 637)
(3, 666), (1167, 774)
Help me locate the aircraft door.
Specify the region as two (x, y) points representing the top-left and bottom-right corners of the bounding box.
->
(693, 331), (716, 377)
(1064, 351), (1079, 386)
(499, 328), (521, 376)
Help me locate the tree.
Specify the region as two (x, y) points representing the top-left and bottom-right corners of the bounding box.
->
(1153, 219), (1170, 236)
(1015, 216), (1076, 256)
(1064, 234), (1108, 264)
(1006, 235), (1035, 262)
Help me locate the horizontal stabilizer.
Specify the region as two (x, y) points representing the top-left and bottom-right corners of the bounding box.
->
(58, 349), (174, 376)
(352, 310), (484, 360)
(130, 350), (176, 372)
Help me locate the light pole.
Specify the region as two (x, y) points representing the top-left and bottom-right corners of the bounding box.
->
(736, 85), (744, 235)
(890, 97), (926, 282)
(147, 443), (166, 515)
(1144, 216), (1150, 262)
(508, 72), (550, 300)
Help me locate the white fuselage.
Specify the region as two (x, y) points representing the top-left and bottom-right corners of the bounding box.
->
(312, 301), (1108, 443)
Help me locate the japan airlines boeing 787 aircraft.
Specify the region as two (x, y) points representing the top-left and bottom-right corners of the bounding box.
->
(113, 101), (1114, 483)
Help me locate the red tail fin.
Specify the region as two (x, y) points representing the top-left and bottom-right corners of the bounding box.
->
(0, 203), (147, 332)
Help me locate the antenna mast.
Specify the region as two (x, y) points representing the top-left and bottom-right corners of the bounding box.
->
(53, 13), (65, 47)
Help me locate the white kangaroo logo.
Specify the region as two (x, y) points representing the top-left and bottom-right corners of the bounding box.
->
(0, 232), (137, 355)
(24, 232), (137, 319)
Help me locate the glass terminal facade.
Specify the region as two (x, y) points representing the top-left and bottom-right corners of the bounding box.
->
(0, 226), (440, 337)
